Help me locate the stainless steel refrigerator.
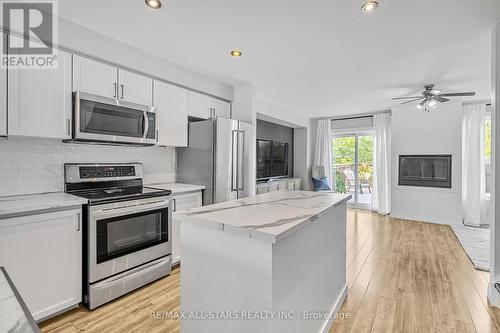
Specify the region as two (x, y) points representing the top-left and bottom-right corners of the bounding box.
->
(177, 118), (256, 205)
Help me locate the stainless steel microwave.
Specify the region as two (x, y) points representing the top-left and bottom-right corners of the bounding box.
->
(73, 92), (157, 145)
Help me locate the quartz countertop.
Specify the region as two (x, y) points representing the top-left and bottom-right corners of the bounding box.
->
(177, 190), (351, 243)
(146, 182), (205, 194)
(0, 192), (87, 219)
(0, 267), (40, 333)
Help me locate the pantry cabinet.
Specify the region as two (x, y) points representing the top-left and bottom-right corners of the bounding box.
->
(8, 39), (72, 139)
(154, 81), (188, 147)
(0, 209), (82, 321)
(188, 91), (231, 119)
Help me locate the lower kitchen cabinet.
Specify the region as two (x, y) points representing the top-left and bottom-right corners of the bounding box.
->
(171, 191), (203, 264)
(0, 209), (82, 321)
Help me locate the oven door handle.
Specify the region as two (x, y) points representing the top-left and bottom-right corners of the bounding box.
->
(92, 200), (170, 219)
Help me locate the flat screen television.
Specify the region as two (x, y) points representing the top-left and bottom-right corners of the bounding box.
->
(256, 139), (289, 180)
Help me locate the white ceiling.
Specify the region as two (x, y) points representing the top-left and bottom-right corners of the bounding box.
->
(58, 0), (500, 117)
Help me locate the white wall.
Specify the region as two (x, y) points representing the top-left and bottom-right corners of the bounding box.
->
(390, 100), (463, 224)
(0, 138), (175, 196)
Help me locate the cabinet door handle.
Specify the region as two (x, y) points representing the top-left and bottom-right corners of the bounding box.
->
(77, 213), (81, 231)
(120, 84), (124, 99)
(66, 119), (71, 136)
(173, 199), (176, 212)
(113, 83), (117, 98)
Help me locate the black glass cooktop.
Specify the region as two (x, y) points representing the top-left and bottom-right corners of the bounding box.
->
(68, 185), (171, 205)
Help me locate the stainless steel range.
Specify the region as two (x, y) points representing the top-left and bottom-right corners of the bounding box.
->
(64, 163), (172, 310)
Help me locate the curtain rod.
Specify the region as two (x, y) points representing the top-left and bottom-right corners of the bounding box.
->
(323, 110), (391, 122)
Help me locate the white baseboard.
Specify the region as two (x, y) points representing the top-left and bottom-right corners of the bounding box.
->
(389, 213), (462, 226)
(320, 284), (348, 333)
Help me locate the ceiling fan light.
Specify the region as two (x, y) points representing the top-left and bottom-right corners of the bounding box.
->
(361, 1), (378, 13)
(145, 0), (161, 9)
(416, 104), (423, 109)
(428, 100), (437, 108)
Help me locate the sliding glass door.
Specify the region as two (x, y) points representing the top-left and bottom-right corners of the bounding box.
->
(332, 132), (374, 208)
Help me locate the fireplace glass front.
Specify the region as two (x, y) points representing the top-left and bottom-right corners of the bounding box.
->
(398, 155), (452, 188)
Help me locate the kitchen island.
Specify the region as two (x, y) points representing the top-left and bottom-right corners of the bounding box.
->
(177, 190), (351, 333)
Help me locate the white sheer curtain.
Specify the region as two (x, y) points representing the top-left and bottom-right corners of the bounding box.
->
(313, 119), (333, 189)
(371, 113), (391, 215)
(462, 104), (487, 226)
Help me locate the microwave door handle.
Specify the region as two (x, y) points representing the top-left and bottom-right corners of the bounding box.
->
(143, 111), (149, 139)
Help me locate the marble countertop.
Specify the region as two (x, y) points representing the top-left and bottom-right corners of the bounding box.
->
(146, 182), (205, 194)
(0, 192), (87, 219)
(0, 267), (40, 333)
(178, 190), (351, 243)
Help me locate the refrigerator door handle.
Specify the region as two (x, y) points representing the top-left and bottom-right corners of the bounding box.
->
(231, 130), (239, 191)
(238, 130), (245, 191)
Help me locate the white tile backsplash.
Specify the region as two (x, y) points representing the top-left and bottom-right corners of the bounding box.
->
(0, 137), (176, 196)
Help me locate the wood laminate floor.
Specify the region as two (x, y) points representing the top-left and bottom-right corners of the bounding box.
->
(41, 209), (500, 333)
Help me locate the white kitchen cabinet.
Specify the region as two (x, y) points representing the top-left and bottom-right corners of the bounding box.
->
(73, 55), (118, 98)
(154, 81), (188, 146)
(118, 69), (153, 105)
(171, 191), (203, 264)
(0, 209), (82, 321)
(188, 91), (231, 119)
(8, 41), (72, 139)
(0, 53), (6, 137)
(212, 98), (231, 118)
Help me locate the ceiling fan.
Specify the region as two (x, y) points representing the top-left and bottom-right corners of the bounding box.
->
(392, 84), (476, 111)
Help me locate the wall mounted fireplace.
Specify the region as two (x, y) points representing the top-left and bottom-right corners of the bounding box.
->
(398, 155), (452, 189)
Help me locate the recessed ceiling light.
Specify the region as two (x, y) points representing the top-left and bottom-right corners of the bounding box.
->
(361, 1), (378, 13)
(145, 0), (161, 9)
(230, 50), (242, 57)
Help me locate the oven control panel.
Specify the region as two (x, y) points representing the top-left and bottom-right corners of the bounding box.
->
(79, 166), (136, 179)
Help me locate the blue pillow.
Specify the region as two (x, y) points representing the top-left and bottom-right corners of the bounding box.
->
(312, 176), (331, 191)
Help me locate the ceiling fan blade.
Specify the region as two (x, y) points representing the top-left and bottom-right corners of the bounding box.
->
(441, 92), (476, 97)
(434, 96), (450, 103)
(392, 96), (423, 100)
(401, 98), (423, 105)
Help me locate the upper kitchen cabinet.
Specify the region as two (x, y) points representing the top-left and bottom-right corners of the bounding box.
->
(212, 98), (231, 118)
(188, 91), (231, 119)
(154, 80), (188, 146)
(73, 55), (118, 99)
(118, 69), (153, 106)
(0, 54), (6, 137)
(73, 56), (153, 106)
(8, 39), (72, 139)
